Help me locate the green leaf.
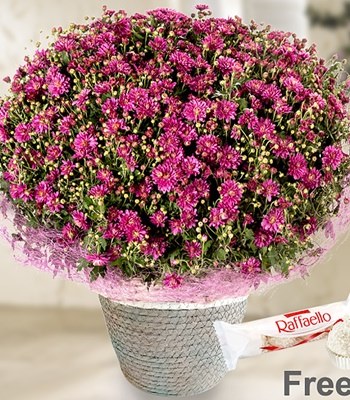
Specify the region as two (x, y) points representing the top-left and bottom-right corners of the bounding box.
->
(77, 258), (89, 271)
(237, 98), (248, 110)
(215, 248), (226, 261)
(98, 237), (107, 251)
(60, 51), (70, 66)
(83, 196), (93, 209)
(203, 240), (213, 254)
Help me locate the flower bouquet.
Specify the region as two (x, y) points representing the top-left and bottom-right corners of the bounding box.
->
(1, 5), (350, 396)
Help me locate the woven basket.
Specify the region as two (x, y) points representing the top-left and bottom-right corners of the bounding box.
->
(99, 295), (247, 396)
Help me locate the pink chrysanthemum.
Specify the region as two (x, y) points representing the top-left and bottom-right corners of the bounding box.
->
(151, 162), (177, 193)
(254, 229), (274, 248)
(261, 179), (280, 202)
(184, 240), (202, 259)
(89, 184), (109, 198)
(14, 123), (31, 143)
(163, 273), (183, 289)
(62, 223), (78, 243)
(141, 237), (167, 260)
(46, 67), (70, 98)
(150, 210), (167, 227)
(288, 153), (308, 180)
(239, 257), (261, 274)
(10, 183), (32, 201)
(322, 146), (344, 170)
(214, 100), (238, 122)
(261, 208), (285, 233)
(73, 130), (98, 158)
(220, 179), (243, 205)
(302, 168), (322, 190)
(86, 253), (110, 267)
(182, 98), (207, 122)
(72, 210), (89, 230)
(34, 181), (52, 204)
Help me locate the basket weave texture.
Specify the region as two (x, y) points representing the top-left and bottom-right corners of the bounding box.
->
(99, 296), (247, 396)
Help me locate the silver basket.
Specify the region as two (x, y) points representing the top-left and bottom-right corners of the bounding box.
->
(99, 296), (247, 396)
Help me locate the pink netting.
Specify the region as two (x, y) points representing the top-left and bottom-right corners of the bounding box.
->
(1, 183), (350, 303)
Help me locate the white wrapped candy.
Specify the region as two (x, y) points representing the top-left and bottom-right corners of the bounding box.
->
(215, 294), (350, 370)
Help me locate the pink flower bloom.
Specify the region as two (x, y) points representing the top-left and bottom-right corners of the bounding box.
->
(261, 208), (285, 233)
(89, 184), (109, 198)
(106, 245), (122, 261)
(322, 146), (344, 170)
(182, 98), (207, 122)
(34, 181), (52, 203)
(72, 89), (91, 110)
(288, 153), (308, 180)
(301, 168), (322, 189)
(134, 178), (152, 199)
(151, 161), (177, 193)
(103, 223), (122, 240)
(302, 216), (318, 236)
(252, 118), (275, 139)
(46, 67), (70, 98)
(141, 237), (167, 260)
(254, 229), (273, 248)
(10, 183), (32, 201)
(184, 241), (202, 259)
(46, 145), (62, 161)
(261, 84), (282, 102)
(177, 186), (200, 211)
(60, 160), (74, 176)
(217, 57), (243, 75)
(24, 75), (44, 100)
(180, 209), (198, 229)
(46, 192), (63, 212)
(282, 75), (305, 96)
(181, 156), (201, 177)
(239, 257), (261, 274)
(150, 210), (167, 227)
(157, 132), (181, 155)
(196, 134), (220, 159)
(62, 223), (78, 243)
(169, 219), (183, 235)
(31, 110), (54, 133)
(101, 98), (119, 118)
(86, 253), (110, 267)
(218, 146), (241, 170)
(104, 118), (127, 136)
(72, 210), (89, 230)
(96, 169), (115, 187)
(261, 179), (280, 201)
(169, 51), (196, 73)
(272, 137), (294, 159)
(59, 115), (75, 134)
(0, 125), (9, 143)
(119, 210), (147, 243)
(202, 34), (224, 51)
(195, 4), (209, 10)
(214, 99), (238, 122)
(163, 273), (183, 289)
(73, 131), (98, 158)
(149, 36), (168, 52)
(220, 179), (243, 205)
(242, 214), (253, 227)
(209, 207), (228, 228)
(14, 123), (31, 143)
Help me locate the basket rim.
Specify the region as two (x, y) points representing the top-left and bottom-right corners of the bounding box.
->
(100, 295), (248, 310)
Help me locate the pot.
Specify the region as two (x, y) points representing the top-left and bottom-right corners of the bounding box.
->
(99, 295), (247, 396)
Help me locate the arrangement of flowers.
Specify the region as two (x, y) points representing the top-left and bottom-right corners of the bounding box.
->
(0, 5), (350, 300)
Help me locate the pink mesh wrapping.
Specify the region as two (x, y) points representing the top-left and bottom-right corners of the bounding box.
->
(1, 183), (350, 303)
